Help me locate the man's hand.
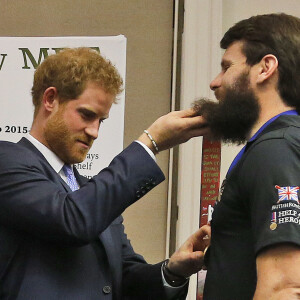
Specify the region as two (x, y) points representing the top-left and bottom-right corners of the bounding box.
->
(138, 109), (209, 153)
(167, 225), (211, 278)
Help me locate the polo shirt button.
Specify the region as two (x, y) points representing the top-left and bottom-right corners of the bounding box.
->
(102, 285), (111, 294)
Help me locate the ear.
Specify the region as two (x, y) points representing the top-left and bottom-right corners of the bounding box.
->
(42, 87), (59, 112)
(256, 54), (278, 84)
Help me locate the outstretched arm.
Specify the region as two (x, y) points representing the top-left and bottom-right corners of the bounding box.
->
(138, 108), (209, 154)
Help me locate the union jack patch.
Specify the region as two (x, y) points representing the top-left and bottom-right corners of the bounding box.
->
(275, 185), (300, 203)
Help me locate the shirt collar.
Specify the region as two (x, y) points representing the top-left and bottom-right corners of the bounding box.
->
(227, 110), (298, 176)
(249, 110), (298, 142)
(26, 133), (65, 173)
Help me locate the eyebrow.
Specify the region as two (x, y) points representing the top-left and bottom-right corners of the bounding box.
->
(78, 107), (97, 116)
(221, 59), (231, 69)
(77, 107), (110, 121)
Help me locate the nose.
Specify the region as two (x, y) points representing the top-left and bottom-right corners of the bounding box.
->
(210, 72), (222, 91)
(85, 120), (99, 140)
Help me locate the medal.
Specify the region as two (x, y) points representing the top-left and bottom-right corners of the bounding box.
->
(270, 212), (277, 230)
(270, 222), (277, 230)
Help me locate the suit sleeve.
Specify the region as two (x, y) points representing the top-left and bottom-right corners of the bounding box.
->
(114, 216), (188, 300)
(0, 141), (164, 245)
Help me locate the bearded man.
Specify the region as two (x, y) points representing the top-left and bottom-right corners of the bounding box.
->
(0, 48), (210, 299)
(194, 13), (300, 300)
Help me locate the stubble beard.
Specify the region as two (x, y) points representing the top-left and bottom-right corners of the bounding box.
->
(44, 109), (90, 164)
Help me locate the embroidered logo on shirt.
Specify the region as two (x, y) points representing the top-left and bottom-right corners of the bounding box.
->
(275, 185), (300, 203)
(269, 186), (300, 230)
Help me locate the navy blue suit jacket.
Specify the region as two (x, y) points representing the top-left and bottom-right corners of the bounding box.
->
(0, 138), (172, 299)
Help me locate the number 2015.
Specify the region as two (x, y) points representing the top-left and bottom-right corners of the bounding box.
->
(5, 126), (28, 134)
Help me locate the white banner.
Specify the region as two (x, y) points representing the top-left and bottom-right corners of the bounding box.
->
(0, 36), (126, 178)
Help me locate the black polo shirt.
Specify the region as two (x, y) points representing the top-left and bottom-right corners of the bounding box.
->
(204, 115), (300, 300)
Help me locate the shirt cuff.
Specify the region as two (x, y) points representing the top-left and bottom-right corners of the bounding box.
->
(134, 140), (157, 162)
(161, 264), (188, 298)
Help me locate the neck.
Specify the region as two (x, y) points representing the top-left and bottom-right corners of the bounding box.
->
(30, 116), (48, 148)
(249, 100), (296, 139)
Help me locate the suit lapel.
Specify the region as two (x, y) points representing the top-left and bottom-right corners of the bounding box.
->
(73, 167), (88, 187)
(17, 137), (70, 192)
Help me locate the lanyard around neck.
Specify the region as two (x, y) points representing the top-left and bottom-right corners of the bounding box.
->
(227, 110), (298, 176)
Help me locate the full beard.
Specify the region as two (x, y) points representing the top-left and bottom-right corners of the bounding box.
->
(193, 74), (260, 145)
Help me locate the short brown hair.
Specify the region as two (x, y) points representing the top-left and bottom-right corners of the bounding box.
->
(221, 13), (300, 108)
(31, 47), (123, 115)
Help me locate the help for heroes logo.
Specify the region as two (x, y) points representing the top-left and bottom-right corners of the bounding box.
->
(270, 185), (300, 230)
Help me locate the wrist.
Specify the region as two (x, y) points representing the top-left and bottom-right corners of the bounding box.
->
(137, 131), (159, 154)
(143, 130), (159, 153)
(162, 260), (188, 287)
